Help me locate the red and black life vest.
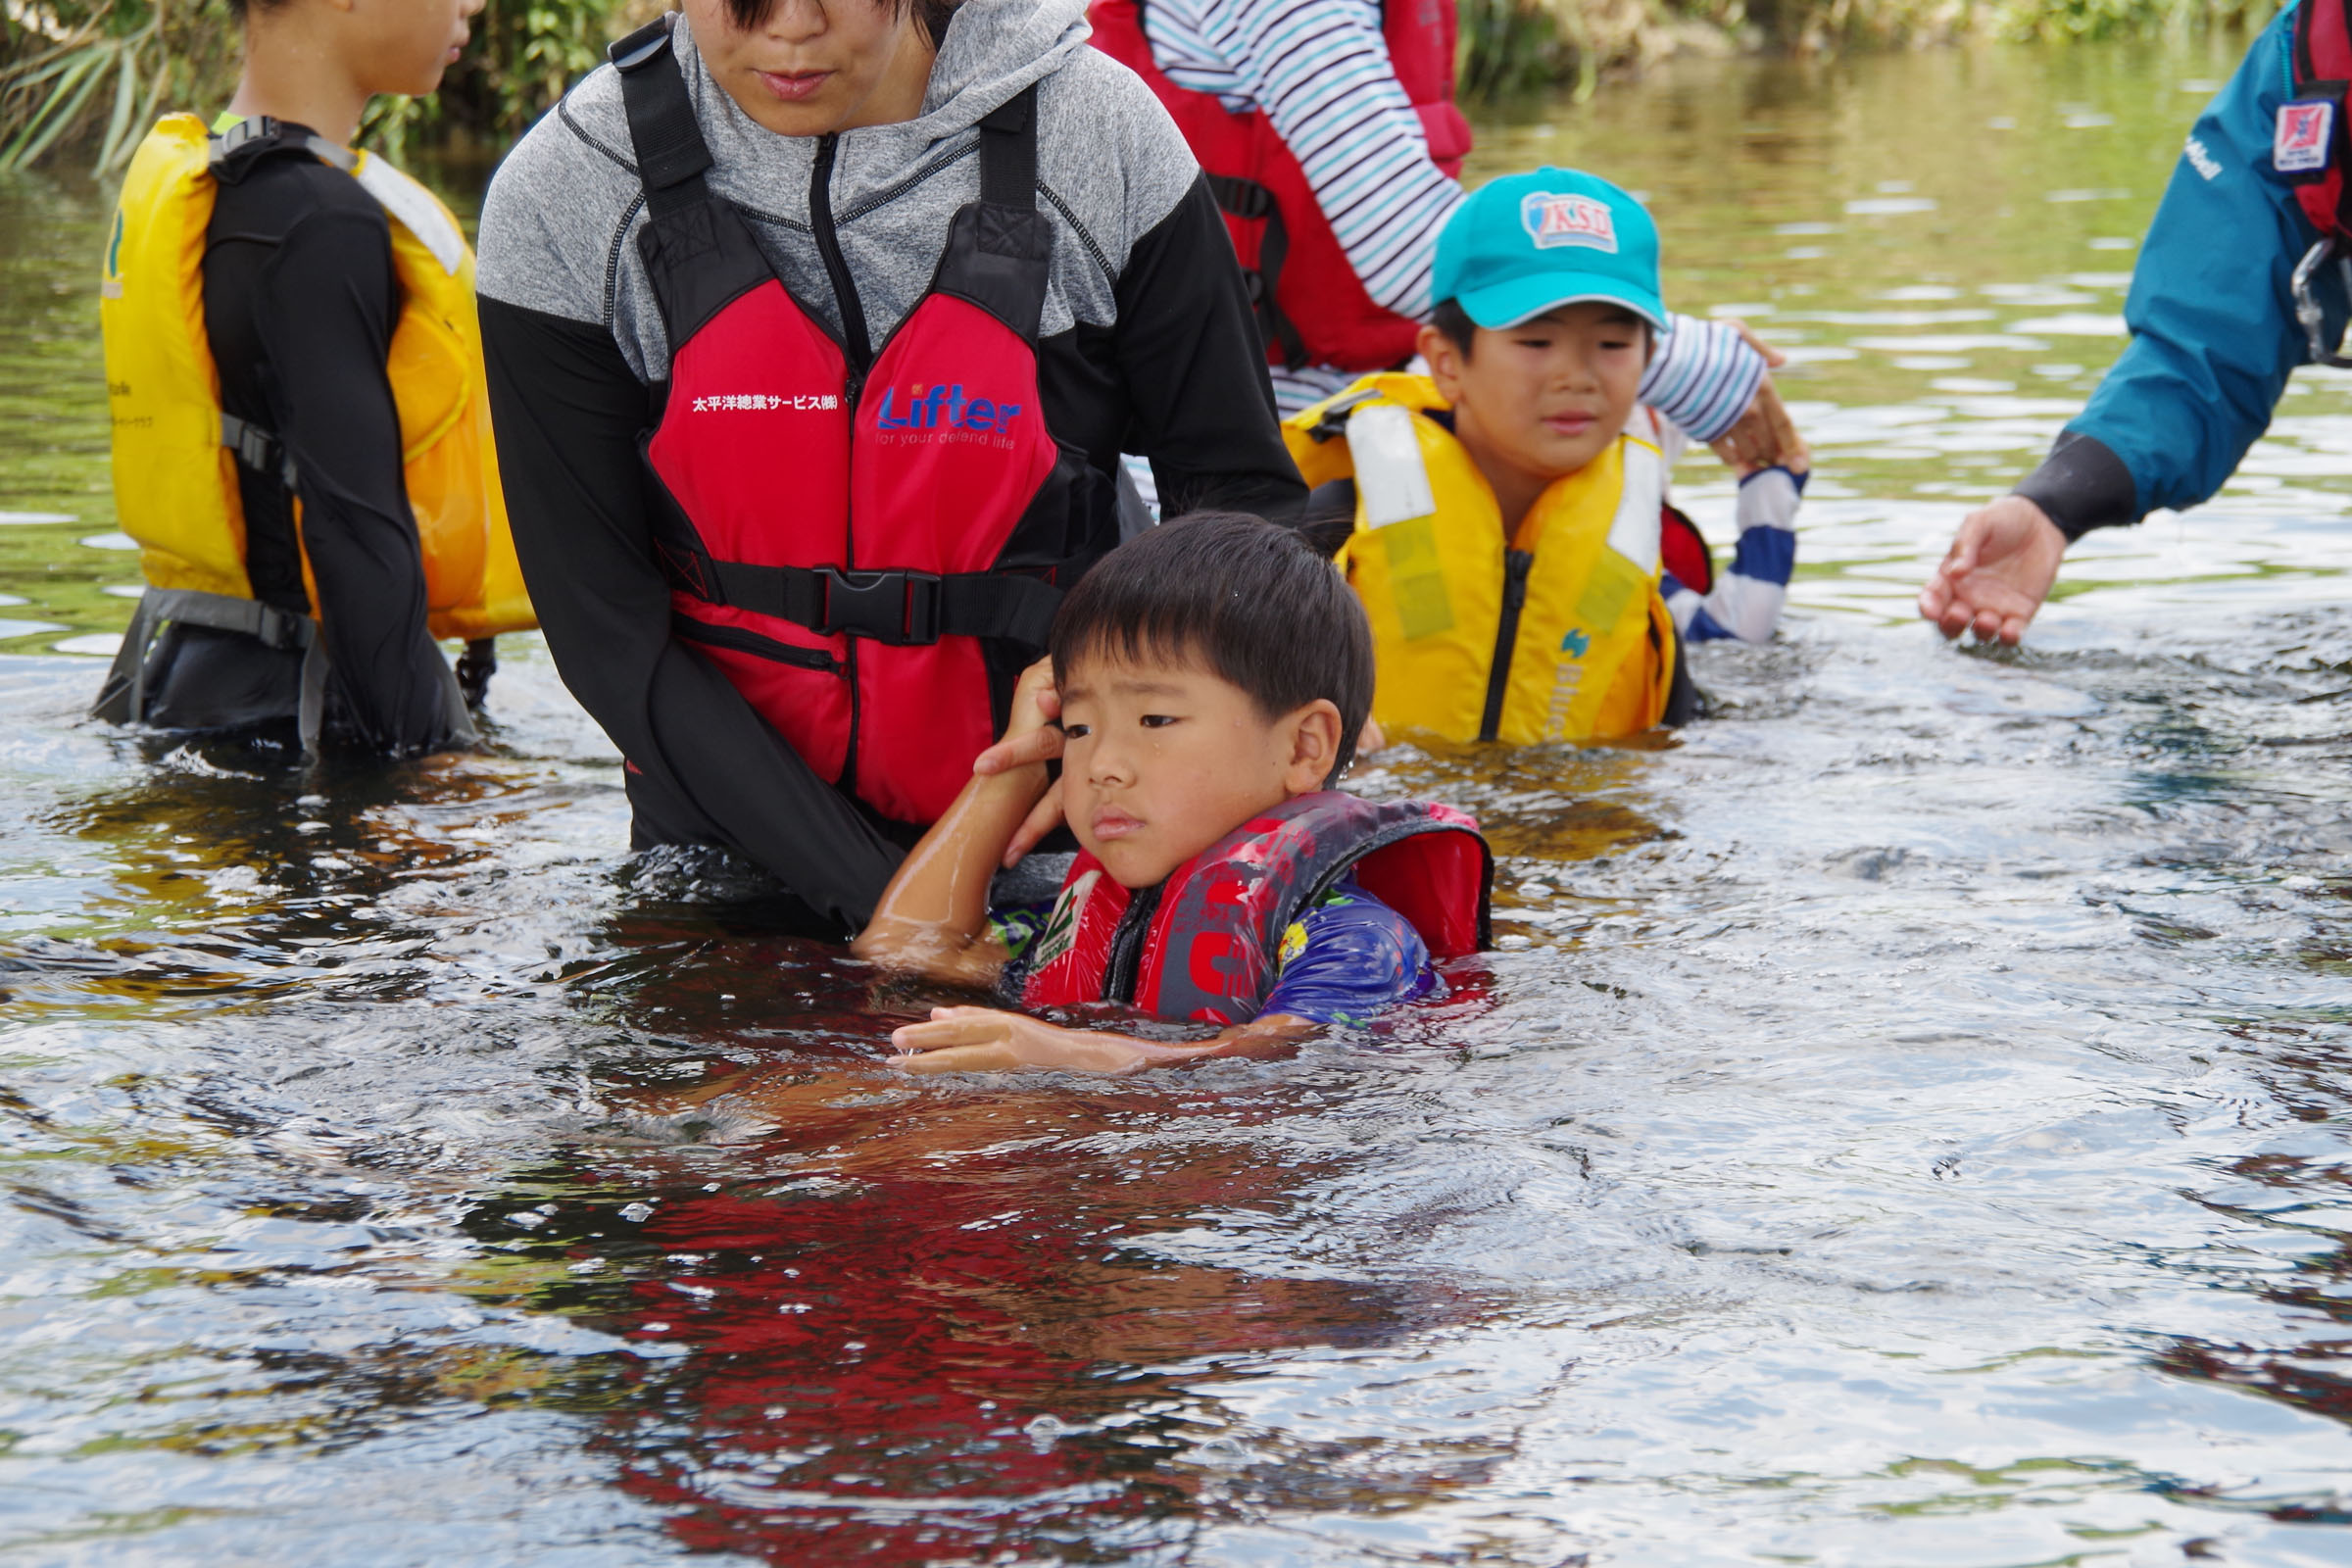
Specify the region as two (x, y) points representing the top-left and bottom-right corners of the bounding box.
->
(1087, 0), (1474, 373)
(611, 18), (1116, 828)
(1021, 790), (1492, 1024)
(2288, 0), (2352, 242)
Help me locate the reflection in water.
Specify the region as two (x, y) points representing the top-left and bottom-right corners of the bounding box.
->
(522, 1088), (1478, 1562)
(0, 30), (2350, 1567)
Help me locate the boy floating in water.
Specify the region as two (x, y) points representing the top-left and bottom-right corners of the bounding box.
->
(1287, 169), (1805, 747)
(852, 514), (1491, 1075)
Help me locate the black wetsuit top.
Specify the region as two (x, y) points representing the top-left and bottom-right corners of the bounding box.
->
(136, 126), (466, 756)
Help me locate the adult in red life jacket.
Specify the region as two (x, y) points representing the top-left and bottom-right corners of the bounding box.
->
(1087, 0), (1803, 467)
(476, 0), (1301, 936)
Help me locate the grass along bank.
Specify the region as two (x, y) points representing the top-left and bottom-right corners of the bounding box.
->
(0, 0), (2294, 173)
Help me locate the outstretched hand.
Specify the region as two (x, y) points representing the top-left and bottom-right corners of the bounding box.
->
(887, 1006), (1152, 1075)
(1918, 495), (2069, 646)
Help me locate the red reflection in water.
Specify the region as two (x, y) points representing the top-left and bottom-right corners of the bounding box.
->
(570, 1076), (1475, 1563)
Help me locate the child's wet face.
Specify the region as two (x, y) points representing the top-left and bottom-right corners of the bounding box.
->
(1433, 302), (1648, 488)
(1055, 652), (1323, 889)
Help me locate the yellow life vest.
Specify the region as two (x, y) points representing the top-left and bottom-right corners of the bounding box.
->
(99, 113), (533, 644)
(1286, 372), (1677, 747)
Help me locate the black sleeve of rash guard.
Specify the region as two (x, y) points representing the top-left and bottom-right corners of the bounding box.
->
(252, 206), (466, 754)
(1115, 175), (1306, 522)
(480, 296), (905, 933)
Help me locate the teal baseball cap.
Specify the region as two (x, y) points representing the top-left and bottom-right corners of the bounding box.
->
(1433, 168), (1667, 333)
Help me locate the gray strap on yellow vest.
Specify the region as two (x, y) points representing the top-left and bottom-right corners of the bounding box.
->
(95, 586), (324, 751)
(432, 652), (478, 749)
(220, 412), (299, 492)
(95, 587), (475, 756)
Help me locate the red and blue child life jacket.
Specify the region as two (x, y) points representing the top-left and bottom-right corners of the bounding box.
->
(1022, 791), (1494, 1025)
(611, 18), (1116, 828)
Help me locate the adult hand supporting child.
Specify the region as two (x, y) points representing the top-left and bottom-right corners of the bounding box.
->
(1918, 495), (2069, 646)
(1708, 319), (1806, 473)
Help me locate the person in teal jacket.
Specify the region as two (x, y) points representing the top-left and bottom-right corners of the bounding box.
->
(1921, 3), (2352, 644)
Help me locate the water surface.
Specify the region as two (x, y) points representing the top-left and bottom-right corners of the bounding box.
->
(4, 32), (2352, 1567)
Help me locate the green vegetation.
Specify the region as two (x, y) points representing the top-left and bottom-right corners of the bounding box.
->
(0, 0), (2291, 172)
(0, 0), (648, 172)
(0, 0), (238, 173)
(1462, 0), (2279, 96)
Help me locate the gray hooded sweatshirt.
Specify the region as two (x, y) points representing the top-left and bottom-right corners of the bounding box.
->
(474, 0), (1298, 930)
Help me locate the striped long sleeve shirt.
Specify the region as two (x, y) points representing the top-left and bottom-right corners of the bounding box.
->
(1631, 407), (1800, 644)
(1136, 0), (1767, 434)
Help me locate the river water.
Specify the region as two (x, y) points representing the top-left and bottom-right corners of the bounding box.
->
(2, 31), (2350, 1568)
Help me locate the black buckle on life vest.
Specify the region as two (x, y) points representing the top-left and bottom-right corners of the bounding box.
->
(817, 567), (940, 645)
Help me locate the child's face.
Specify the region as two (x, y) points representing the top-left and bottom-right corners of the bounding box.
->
(1422, 302), (1649, 489)
(351, 0), (483, 100)
(1055, 651), (1342, 889)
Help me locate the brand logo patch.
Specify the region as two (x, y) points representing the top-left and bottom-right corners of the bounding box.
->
(1030, 868), (1099, 973)
(1521, 193), (1618, 252)
(2277, 100), (2333, 174)
(873, 383), (1023, 434)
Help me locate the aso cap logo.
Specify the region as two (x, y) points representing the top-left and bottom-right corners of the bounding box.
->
(1434, 168), (1666, 332)
(1520, 192), (1618, 253)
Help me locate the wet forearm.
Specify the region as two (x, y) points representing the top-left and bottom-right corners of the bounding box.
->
(853, 765), (1045, 975)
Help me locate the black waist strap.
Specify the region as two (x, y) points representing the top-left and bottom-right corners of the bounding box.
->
(703, 561), (1061, 649)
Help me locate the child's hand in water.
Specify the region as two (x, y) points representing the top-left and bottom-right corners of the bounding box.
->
(888, 1006), (1152, 1075)
(887, 1006), (1319, 1075)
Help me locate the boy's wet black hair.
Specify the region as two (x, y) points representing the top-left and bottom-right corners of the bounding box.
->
(1049, 513), (1373, 787)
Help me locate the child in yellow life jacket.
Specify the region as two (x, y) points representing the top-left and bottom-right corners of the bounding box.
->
(1286, 169), (1807, 748)
(850, 515), (1492, 1075)
(93, 0), (530, 758)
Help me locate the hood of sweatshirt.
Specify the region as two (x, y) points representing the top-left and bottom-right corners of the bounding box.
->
(479, 0), (1200, 376)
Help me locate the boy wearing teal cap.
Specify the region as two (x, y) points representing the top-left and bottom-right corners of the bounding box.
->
(1283, 169), (1805, 749)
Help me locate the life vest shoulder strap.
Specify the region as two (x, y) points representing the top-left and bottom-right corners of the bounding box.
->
(610, 16), (714, 218)
(209, 115), (356, 176)
(2289, 0), (2352, 240)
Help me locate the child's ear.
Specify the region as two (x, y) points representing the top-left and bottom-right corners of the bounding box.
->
(1280, 700), (1344, 796)
(1419, 322), (1464, 404)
